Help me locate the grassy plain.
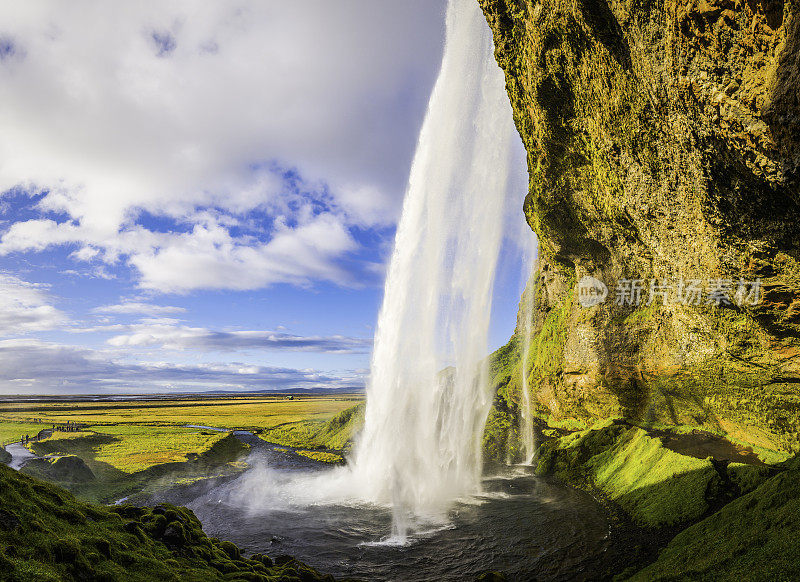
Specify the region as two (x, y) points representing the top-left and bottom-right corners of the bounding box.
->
(0, 421), (49, 445)
(33, 426), (231, 474)
(0, 395), (361, 429)
(0, 394), (363, 502)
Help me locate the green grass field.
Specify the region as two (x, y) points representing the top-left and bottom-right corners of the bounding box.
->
(0, 395), (364, 502)
(0, 421), (50, 446)
(0, 395), (361, 428)
(31, 426), (231, 474)
(258, 401), (365, 451)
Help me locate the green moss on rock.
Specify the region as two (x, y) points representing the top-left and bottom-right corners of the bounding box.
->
(537, 423), (720, 526)
(479, 0), (800, 454)
(626, 469), (800, 580)
(0, 464), (339, 581)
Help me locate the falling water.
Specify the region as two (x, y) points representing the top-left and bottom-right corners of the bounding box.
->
(348, 0), (521, 540)
(518, 257), (538, 465)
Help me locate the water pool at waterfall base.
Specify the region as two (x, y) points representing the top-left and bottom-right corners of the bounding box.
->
(193, 474), (609, 582)
(148, 437), (613, 582)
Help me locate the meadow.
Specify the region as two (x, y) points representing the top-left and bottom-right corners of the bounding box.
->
(0, 394), (361, 429)
(0, 394), (363, 502)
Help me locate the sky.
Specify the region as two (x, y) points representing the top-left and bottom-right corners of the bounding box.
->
(0, 1), (533, 395)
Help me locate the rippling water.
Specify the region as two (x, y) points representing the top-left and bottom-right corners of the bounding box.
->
(159, 435), (611, 582)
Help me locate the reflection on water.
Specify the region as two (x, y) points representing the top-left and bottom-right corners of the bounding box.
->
(156, 435), (611, 582)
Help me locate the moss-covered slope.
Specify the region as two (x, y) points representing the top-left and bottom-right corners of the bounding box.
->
(626, 467), (800, 580)
(259, 403), (365, 457)
(0, 464), (341, 581)
(533, 420), (800, 579)
(535, 421), (725, 526)
(479, 0), (800, 454)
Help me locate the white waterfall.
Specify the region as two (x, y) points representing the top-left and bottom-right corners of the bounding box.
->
(229, 0), (528, 543)
(519, 257), (538, 465)
(348, 0), (522, 540)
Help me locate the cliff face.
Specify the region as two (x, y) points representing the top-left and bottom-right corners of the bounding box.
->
(480, 0), (800, 454)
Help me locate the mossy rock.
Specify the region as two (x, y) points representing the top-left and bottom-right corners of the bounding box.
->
(537, 423), (720, 526)
(479, 0), (800, 452)
(627, 470), (800, 580)
(0, 464), (336, 581)
(22, 456), (95, 484)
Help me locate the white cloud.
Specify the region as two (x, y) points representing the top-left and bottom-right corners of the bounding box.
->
(129, 212), (359, 293)
(102, 322), (371, 353)
(0, 1), (445, 292)
(92, 302), (187, 317)
(0, 339), (366, 394)
(0, 273), (66, 336)
(1, 211), (360, 292)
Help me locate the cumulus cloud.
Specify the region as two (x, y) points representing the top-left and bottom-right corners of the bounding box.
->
(0, 273), (66, 336)
(0, 1), (445, 292)
(0, 339), (366, 394)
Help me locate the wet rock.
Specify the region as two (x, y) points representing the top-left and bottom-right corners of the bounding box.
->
(479, 0), (800, 457)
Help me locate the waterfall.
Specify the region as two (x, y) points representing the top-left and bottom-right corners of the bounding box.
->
(348, 0), (521, 540)
(519, 257), (538, 465)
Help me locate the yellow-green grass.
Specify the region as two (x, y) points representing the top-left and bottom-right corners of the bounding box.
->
(0, 421), (49, 446)
(31, 426), (229, 474)
(26, 428), (250, 503)
(94, 426), (229, 473)
(24, 430), (95, 446)
(536, 422), (721, 527)
(0, 395), (362, 431)
(259, 402), (365, 452)
(2, 396), (362, 499)
(296, 450), (344, 464)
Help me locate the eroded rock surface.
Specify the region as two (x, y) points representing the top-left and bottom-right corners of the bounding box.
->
(480, 0), (800, 453)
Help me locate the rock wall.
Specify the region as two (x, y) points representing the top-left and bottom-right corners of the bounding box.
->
(479, 0), (800, 454)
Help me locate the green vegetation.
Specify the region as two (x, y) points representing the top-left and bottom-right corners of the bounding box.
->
(537, 422), (720, 527)
(296, 451), (344, 464)
(258, 402), (365, 459)
(534, 419), (800, 579)
(626, 469), (800, 581)
(1, 396), (364, 496)
(0, 396), (361, 431)
(61, 426), (231, 474)
(587, 428), (717, 526)
(28, 428), (233, 470)
(0, 463), (339, 581)
(482, 337), (524, 465)
(22, 429), (249, 504)
(482, 403), (520, 465)
(0, 421), (48, 445)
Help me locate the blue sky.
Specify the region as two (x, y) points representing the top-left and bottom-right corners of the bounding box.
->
(0, 1), (533, 394)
